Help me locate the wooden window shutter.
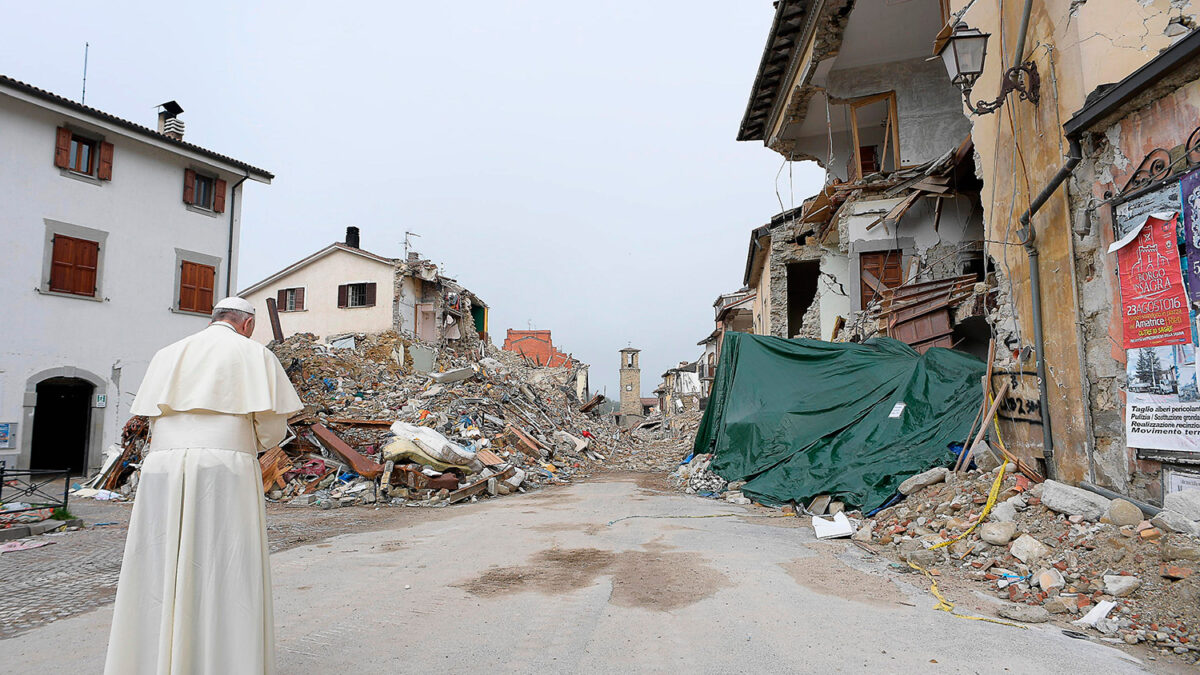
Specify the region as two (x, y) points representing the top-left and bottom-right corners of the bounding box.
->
(54, 127), (71, 168)
(49, 235), (75, 292)
(277, 289), (287, 309)
(365, 283), (377, 307)
(183, 169), (196, 204)
(97, 142), (114, 180)
(213, 178), (227, 213)
(180, 261), (197, 311)
(73, 239), (99, 296)
(197, 264), (215, 313)
(337, 284), (349, 308)
(295, 287), (305, 311)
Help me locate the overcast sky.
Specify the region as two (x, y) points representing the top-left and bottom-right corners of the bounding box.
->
(2, 1), (824, 397)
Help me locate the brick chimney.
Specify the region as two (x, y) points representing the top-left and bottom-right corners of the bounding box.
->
(345, 226), (360, 249)
(156, 101), (185, 140)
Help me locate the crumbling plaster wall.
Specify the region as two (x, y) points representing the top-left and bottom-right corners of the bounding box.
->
(825, 57), (972, 168)
(947, 0), (1193, 484)
(1067, 74), (1200, 500)
(767, 218), (826, 338)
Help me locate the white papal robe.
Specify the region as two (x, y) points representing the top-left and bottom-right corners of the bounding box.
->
(105, 322), (302, 675)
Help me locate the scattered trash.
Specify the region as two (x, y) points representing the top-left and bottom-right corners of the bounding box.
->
(812, 511), (854, 539)
(0, 539), (55, 554)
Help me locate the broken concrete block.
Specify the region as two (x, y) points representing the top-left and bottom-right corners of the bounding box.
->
(1041, 480), (1110, 521)
(1106, 499), (1144, 527)
(989, 501), (1017, 523)
(828, 501), (845, 515)
(288, 494), (316, 506)
(1164, 489), (1200, 522)
(899, 467), (948, 495)
(1036, 568), (1066, 592)
(972, 439), (1002, 472)
(979, 521), (1017, 545)
(1151, 510), (1200, 537)
(1010, 534), (1052, 564)
(999, 603), (1050, 623)
(808, 494), (832, 515)
(1103, 574), (1141, 597)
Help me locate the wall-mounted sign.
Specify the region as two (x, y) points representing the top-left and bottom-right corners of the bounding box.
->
(1111, 213), (1192, 349)
(94, 394), (107, 408)
(1164, 464), (1200, 495)
(0, 423), (15, 449)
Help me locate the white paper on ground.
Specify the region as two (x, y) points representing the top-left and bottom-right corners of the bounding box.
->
(1072, 600), (1117, 627)
(812, 511), (854, 539)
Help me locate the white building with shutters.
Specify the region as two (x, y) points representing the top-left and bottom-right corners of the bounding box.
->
(0, 74), (272, 475)
(239, 227), (491, 348)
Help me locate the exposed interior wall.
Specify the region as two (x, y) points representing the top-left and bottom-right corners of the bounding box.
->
(948, 0), (1191, 483)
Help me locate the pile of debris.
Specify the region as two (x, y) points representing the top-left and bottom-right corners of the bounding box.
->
(861, 465), (1200, 662)
(82, 331), (635, 509)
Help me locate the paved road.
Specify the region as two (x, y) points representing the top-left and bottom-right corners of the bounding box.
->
(1, 477), (1168, 673)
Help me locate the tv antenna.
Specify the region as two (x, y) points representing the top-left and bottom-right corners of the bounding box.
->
(403, 230), (420, 258)
(81, 43), (89, 104)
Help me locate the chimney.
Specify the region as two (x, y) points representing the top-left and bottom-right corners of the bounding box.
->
(345, 226), (360, 249)
(407, 251), (419, 263)
(156, 101), (185, 141)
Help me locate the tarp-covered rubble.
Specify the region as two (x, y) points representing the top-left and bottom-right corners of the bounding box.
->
(693, 333), (985, 512)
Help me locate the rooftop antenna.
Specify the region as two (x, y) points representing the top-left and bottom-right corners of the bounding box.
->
(81, 42), (89, 104)
(403, 230), (420, 258)
(527, 319), (533, 330)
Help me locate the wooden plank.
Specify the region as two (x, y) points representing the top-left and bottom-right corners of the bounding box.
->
(258, 447), (289, 493)
(447, 466), (516, 504)
(475, 449), (505, 467)
(325, 417), (394, 426)
(266, 297), (284, 342)
(310, 423), (384, 479)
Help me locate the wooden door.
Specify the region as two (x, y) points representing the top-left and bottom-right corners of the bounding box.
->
(860, 251), (904, 309)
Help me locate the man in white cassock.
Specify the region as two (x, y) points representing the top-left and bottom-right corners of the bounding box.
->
(105, 297), (302, 675)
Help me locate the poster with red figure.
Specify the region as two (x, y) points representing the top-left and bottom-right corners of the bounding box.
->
(1112, 213), (1193, 349)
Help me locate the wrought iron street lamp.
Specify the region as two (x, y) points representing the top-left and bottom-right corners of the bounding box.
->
(937, 23), (1040, 115)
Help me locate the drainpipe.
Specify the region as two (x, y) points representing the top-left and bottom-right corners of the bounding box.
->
(225, 173), (250, 298)
(1015, 135), (1083, 480)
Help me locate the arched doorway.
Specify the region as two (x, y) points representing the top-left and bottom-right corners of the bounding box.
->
(31, 377), (94, 475)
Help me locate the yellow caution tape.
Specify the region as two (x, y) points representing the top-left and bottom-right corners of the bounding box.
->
(929, 461), (1006, 551)
(907, 560), (1028, 629)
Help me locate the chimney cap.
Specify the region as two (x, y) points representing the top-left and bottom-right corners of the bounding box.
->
(157, 101), (184, 117)
(344, 226), (360, 249)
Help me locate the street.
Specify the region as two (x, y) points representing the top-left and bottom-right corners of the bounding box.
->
(1, 476), (1166, 673)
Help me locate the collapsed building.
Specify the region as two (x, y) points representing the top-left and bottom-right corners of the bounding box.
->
(240, 227), (488, 349)
(738, 0), (989, 358)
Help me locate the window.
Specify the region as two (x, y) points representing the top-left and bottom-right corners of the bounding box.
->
(277, 287), (305, 312)
(859, 250), (904, 310)
(182, 169), (227, 212)
(54, 127), (113, 180)
(179, 260), (216, 314)
(337, 282), (376, 308)
(49, 234), (99, 297)
(848, 92), (901, 180)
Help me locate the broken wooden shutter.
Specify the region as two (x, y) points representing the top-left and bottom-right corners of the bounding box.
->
(213, 178), (227, 213)
(183, 169), (196, 204)
(54, 127), (71, 168)
(277, 289), (287, 310)
(365, 283), (377, 307)
(196, 264), (215, 313)
(294, 287), (305, 311)
(337, 284), (349, 308)
(73, 238), (99, 296)
(49, 235), (75, 292)
(97, 141), (114, 180)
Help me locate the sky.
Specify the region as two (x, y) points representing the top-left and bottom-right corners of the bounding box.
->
(1, 1), (824, 397)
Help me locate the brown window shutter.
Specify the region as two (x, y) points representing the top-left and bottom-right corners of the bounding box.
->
(277, 289), (287, 309)
(180, 261), (198, 312)
(97, 142), (114, 180)
(295, 287), (305, 311)
(365, 282), (377, 307)
(337, 284), (348, 308)
(197, 264), (215, 313)
(54, 127), (71, 168)
(49, 235), (75, 292)
(213, 178), (227, 213)
(183, 169), (196, 204)
(73, 239), (99, 296)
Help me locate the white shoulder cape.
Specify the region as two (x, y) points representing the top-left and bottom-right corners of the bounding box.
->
(131, 323), (303, 417)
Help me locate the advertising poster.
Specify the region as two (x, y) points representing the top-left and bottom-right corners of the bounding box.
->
(1111, 213), (1193, 349)
(1181, 169), (1200, 306)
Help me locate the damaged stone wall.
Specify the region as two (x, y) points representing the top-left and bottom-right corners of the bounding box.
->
(767, 217), (826, 338)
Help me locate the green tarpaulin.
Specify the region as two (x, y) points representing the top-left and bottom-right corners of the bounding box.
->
(693, 333), (985, 512)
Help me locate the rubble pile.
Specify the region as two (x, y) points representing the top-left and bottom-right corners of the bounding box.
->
(862, 467), (1200, 661)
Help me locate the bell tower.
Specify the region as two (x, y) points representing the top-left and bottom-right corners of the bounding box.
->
(619, 348), (642, 427)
